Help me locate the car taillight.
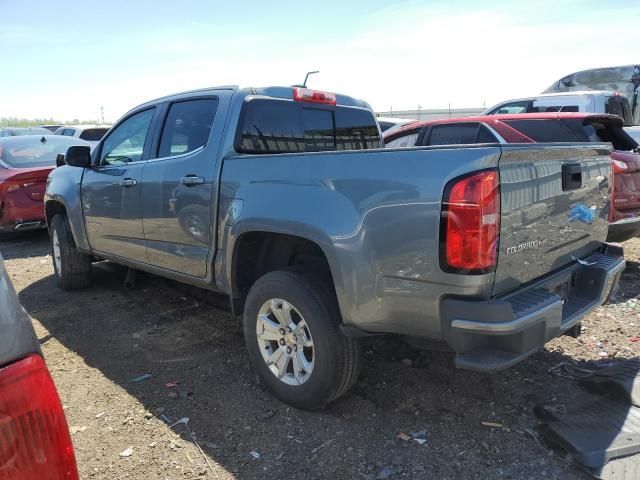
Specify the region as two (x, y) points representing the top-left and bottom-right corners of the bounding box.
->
(612, 159), (628, 173)
(440, 170), (500, 274)
(0, 354), (78, 480)
(293, 87), (337, 105)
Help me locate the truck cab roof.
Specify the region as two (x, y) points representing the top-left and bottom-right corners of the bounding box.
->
(132, 85), (372, 113)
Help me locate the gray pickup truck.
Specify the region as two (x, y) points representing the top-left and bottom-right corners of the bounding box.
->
(45, 85), (626, 409)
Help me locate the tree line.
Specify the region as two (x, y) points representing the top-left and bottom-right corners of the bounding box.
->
(0, 117), (102, 127)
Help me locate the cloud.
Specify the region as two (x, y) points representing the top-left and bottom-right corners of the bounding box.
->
(2, 0), (639, 119)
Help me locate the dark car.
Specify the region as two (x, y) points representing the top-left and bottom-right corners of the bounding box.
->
(384, 112), (640, 242)
(0, 255), (79, 479)
(0, 135), (91, 233)
(0, 127), (53, 137)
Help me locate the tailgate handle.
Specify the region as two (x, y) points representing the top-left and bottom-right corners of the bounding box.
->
(562, 163), (582, 191)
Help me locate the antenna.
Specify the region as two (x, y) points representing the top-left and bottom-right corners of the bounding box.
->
(303, 70), (320, 87)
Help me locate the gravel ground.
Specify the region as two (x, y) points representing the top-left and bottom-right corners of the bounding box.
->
(1, 231), (639, 480)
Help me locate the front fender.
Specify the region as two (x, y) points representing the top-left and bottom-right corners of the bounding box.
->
(45, 166), (91, 253)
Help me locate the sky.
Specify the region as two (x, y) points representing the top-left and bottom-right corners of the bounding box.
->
(0, 0), (638, 122)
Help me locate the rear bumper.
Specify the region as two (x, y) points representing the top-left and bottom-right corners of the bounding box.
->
(442, 247), (626, 371)
(607, 215), (640, 243)
(0, 219), (46, 232)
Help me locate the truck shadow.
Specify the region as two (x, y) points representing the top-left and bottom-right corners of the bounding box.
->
(18, 261), (639, 479)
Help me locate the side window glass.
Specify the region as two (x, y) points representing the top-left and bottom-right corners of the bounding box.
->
(100, 109), (155, 166)
(428, 124), (479, 145)
(476, 125), (498, 143)
(158, 98), (218, 158)
(385, 132), (419, 148)
(63, 129), (75, 136)
(491, 101), (531, 114)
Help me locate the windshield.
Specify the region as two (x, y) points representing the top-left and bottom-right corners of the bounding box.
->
(0, 136), (87, 168)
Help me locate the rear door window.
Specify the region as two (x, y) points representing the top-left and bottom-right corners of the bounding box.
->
(502, 119), (578, 142)
(236, 98), (382, 154)
(426, 123), (481, 145)
(158, 98), (218, 158)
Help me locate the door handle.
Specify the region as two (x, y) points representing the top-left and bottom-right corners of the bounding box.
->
(120, 178), (137, 188)
(180, 175), (205, 186)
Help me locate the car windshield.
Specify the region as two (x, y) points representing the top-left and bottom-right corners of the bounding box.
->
(0, 136), (86, 168)
(79, 128), (109, 141)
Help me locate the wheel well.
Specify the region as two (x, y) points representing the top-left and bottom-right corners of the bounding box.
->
(232, 232), (334, 316)
(45, 201), (67, 229)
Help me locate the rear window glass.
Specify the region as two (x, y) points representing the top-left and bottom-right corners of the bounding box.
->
(0, 136), (84, 168)
(503, 119), (578, 142)
(79, 128), (109, 141)
(562, 118), (638, 151)
(236, 99), (382, 154)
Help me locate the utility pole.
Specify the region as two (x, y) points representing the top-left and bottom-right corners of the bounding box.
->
(100, 106), (104, 125)
(417, 104), (422, 120)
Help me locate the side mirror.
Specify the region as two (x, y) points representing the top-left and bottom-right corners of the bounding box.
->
(55, 153), (66, 167)
(65, 145), (92, 168)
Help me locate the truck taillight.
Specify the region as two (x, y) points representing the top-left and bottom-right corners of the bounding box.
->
(0, 355), (79, 480)
(440, 170), (500, 274)
(293, 87), (337, 105)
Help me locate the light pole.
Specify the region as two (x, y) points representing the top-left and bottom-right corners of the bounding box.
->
(303, 70), (319, 87)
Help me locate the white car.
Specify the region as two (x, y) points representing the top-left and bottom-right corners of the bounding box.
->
(54, 125), (110, 145)
(483, 91), (633, 125)
(625, 126), (640, 144)
(376, 116), (416, 134)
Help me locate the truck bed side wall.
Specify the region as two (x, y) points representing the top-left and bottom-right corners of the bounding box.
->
(217, 146), (501, 339)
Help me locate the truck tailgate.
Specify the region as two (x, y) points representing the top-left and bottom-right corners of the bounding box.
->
(493, 144), (612, 296)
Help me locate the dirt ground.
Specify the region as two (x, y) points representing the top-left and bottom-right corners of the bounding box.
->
(1, 231), (639, 480)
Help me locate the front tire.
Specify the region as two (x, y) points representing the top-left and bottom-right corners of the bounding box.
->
(243, 270), (361, 410)
(50, 214), (92, 290)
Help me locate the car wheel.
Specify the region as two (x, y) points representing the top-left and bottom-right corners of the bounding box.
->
(243, 270), (361, 410)
(50, 214), (92, 290)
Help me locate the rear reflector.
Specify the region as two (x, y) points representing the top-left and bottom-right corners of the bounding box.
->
(440, 170), (500, 273)
(293, 87), (337, 105)
(0, 355), (79, 480)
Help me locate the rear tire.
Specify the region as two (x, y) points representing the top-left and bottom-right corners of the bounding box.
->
(50, 214), (92, 290)
(243, 270), (361, 410)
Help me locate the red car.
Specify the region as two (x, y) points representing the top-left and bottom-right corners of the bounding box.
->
(384, 112), (640, 242)
(0, 136), (90, 233)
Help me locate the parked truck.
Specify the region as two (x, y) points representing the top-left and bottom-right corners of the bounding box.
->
(45, 85), (626, 409)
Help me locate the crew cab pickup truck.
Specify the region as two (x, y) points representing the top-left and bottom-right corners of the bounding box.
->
(45, 85), (626, 410)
